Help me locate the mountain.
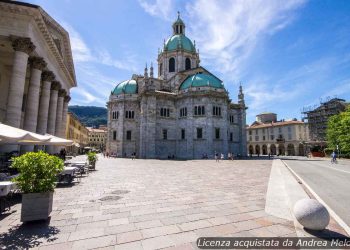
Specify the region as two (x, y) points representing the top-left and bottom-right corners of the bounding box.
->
(68, 105), (107, 128)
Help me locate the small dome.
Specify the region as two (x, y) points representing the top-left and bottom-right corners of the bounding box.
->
(112, 79), (137, 95)
(164, 34), (195, 53)
(180, 73), (224, 90)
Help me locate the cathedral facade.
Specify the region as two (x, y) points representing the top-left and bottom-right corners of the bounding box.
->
(107, 14), (247, 159)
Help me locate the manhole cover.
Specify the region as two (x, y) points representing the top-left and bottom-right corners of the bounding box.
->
(99, 196), (121, 201)
(111, 190), (129, 195)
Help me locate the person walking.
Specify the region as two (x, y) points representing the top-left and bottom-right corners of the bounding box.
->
(221, 153), (224, 161)
(215, 152), (219, 162)
(331, 151), (337, 164)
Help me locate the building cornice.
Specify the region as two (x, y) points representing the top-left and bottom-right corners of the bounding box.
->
(0, 1), (77, 87)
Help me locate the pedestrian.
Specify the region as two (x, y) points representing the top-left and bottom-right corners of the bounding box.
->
(215, 152), (219, 162)
(268, 153), (271, 159)
(221, 153), (224, 161)
(331, 151), (337, 164)
(228, 152), (231, 160)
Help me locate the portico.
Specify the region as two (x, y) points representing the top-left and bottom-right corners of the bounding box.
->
(0, 1), (77, 153)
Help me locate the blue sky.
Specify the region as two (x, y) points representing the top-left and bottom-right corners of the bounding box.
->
(24, 0), (350, 124)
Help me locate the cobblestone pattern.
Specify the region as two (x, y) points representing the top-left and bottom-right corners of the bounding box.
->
(0, 156), (297, 249)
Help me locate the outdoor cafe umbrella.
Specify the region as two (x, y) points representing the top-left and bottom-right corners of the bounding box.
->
(43, 134), (74, 146)
(0, 123), (50, 144)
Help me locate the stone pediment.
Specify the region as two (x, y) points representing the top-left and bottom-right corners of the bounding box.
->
(0, 1), (76, 87)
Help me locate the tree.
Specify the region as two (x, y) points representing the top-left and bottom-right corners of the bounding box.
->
(326, 106), (350, 155)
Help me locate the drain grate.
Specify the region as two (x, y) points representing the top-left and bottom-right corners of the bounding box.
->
(111, 190), (130, 195)
(99, 195), (122, 201)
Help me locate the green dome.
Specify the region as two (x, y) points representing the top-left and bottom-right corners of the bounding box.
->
(180, 73), (224, 90)
(112, 79), (137, 95)
(165, 34), (195, 53)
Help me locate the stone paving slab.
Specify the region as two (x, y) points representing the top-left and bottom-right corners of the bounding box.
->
(1, 156), (302, 249)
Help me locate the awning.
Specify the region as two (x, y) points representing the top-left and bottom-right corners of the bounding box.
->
(0, 123), (73, 146)
(0, 123), (50, 144)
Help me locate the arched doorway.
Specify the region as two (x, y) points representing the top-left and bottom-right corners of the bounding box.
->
(298, 144), (304, 156)
(255, 145), (260, 155)
(278, 144), (285, 156)
(287, 144), (295, 156)
(249, 145), (254, 155)
(270, 144), (276, 155)
(262, 145), (267, 155)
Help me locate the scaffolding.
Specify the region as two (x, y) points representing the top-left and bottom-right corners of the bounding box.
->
(302, 97), (347, 142)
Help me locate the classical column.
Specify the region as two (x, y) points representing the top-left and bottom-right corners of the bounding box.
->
(55, 89), (66, 136)
(36, 71), (55, 134)
(5, 37), (35, 127)
(47, 81), (60, 136)
(61, 95), (70, 138)
(46, 81), (60, 154)
(23, 57), (47, 132)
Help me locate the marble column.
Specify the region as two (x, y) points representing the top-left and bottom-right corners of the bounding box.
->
(46, 81), (60, 154)
(55, 89), (66, 136)
(47, 81), (60, 135)
(5, 37), (35, 127)
(36, 71), (55, 134)
(61, 95), (70, 138)
(22, 57), (47, 152)
(23, 57), (47, 132)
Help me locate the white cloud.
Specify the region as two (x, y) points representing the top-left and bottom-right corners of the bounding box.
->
(138, 0), (173, 20)
(185, 0), (307, 77)
(62, 22), (92, 63)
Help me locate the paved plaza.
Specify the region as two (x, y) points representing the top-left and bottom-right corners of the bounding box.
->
(0, 156), (326, 249)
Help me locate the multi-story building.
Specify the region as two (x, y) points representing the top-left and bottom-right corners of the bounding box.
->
(247, 113), (309, 156)
(65, 112), (89, 154)
(87, 127), (107, 151)
(107, 13), (247, 159)
(302, 98), (348, 142)
(0, 1), (76, 153)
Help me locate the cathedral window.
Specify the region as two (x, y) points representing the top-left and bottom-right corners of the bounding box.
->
(125, 111), (135, 119)
(212, 106), (221, 116)
(126, 130), (132, 140)
(162, 129), (168, 140)
(185, 58), (191, 70)
(181, 129), (185, 139)
(160, 108), (170, 117)
(113, 131), (117, 140)
(229, 115), (234, 123)
(169, 58), (175, 72)
(215, 128), (220, 139)
(180, 107), (187, 117)
(112, 111), (119, 120)
(196, 128), (203, 139)
(230, 133), (233, 142)
(194, 106), (205, 116)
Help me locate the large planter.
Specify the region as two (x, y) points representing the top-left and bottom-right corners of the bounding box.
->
(21, 192), (53, 222)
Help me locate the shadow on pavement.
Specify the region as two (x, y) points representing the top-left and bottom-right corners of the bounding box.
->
(305, 228), (350, 239)
(0, 220), (60, 249)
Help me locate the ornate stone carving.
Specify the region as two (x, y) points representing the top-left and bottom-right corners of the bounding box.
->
(51, 81), (61, 90)
(58, 89), (66, 97)
(64, 95), (71, 103)
(41, 71), (55, 82)
(12, 37), (36, 54)
(29, 57), (47, 70)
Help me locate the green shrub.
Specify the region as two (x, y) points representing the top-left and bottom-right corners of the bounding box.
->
(87, 152), (98, 164)
(11, 151), (64, 193)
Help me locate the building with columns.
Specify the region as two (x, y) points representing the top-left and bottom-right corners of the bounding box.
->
(107, 14), (247, 159)
(246, 113), (310, 156)
(0, 1), (76, 153)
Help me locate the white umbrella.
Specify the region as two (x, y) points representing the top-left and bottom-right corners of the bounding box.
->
(44, 134), (74, 146)
(0, 123), (50, 144)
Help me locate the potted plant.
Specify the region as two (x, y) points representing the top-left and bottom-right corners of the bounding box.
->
(87, 152), (98, 170)
(11, 151), (64, 222)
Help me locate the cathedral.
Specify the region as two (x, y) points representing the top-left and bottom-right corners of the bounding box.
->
(106, 13), (247, 159)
